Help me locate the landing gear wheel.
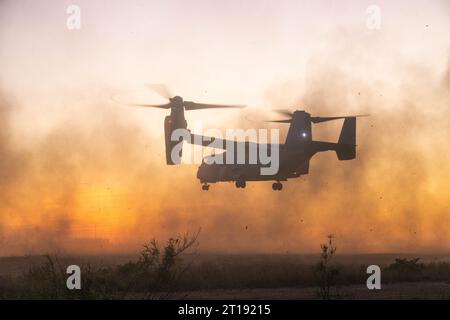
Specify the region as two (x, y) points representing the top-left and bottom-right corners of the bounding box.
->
(201, 184), (210, 191)
(272, 182), (283, 191)
(235, 180), (246, 188)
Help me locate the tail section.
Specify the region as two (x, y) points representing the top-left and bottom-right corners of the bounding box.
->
(336, 117), (356, 160)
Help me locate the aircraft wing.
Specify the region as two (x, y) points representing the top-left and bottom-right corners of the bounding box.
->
(189, 133), (260, 150)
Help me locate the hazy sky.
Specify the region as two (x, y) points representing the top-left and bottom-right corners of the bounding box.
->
(0, 0), (449, 255)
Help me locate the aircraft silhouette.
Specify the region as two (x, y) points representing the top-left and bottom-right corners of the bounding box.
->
(131, 85), (367, 191)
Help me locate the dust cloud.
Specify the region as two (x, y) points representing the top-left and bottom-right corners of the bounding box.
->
(1, 57), (449, 256)
(0, 48), (449, 255)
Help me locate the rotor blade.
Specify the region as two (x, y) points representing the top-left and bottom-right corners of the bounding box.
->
(311, 114), (369, 123)
(273, 109), (293, 118)
(145, 84), (172, 100)
(128, 103), (171, 109)
(184, 101), (246, 110)
(311, 116), (347, 123)
(263, 119), (291, 123)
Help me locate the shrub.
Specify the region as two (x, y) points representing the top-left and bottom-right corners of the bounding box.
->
(315, 235), (340, 299)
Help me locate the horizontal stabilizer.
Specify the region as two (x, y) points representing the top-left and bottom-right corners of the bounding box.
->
(336, 117), (356, 160)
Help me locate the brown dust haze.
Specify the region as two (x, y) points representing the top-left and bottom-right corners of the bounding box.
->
(1, 56), (449, 256)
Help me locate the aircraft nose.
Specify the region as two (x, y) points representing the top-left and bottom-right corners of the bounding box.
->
(196, 163), (207, 180)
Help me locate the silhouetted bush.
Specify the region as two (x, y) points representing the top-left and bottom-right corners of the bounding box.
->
(0, 231), (199, 299)
(314, 235), (340, 299)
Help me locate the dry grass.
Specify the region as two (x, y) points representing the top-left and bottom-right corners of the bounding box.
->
(0, 237), (449, 299)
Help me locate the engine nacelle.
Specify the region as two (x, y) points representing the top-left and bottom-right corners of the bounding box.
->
(164, 115), (187, 165)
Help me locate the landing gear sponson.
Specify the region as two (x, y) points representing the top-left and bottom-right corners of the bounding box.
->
(272, 181), (283, 191)
(201, 180), (284, 191)
(235, 179), (246, 189)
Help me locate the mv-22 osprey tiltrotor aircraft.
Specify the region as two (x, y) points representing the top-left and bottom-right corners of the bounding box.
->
(132, 85), (366, 191)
